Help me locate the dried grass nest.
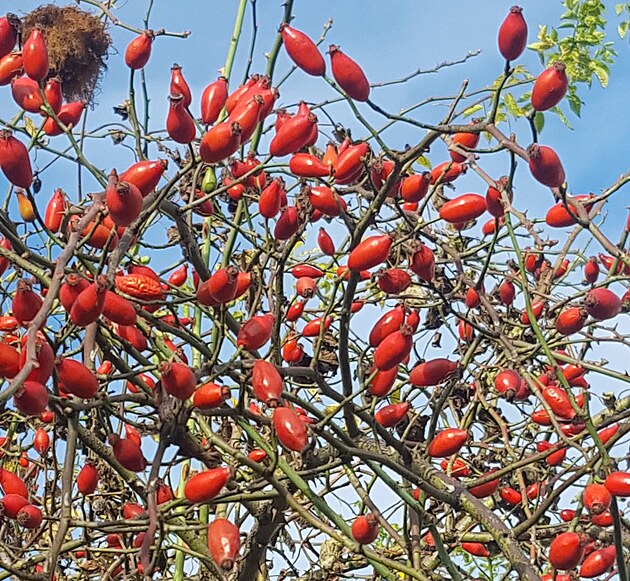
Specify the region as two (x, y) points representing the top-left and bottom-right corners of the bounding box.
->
(21, 4), (111, 103)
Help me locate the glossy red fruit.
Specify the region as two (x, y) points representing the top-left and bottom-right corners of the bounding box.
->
(584, 288), (621, 321)
(410, 358), (458, 387)
(122, 502), (145, 519)
(33, 428), (50, 455)
(280, 24), (325, 76)
(408, 243), (435, 281)
(368, 365), (398, 398)
(579, 545), (616, 578)
(226, 75), (258, 114)
(545, 194), (592, 227)
(208, 266), (240, 304)
(237, 313), (274, 351)
(520, 300), (544, 325)
(295, 277), (317, 299)
(102, 291), (136, 326)
(439, 193), (486, 223)
(583, 256), (599, 284)
(532, 62), (568, 112)
(598, 424), (619, 444)
(439, 457), (471, 477)
(42, 100), (85, 136)
(228, 95), (263, 142)
(591, 510), (615, 526)
(166, 93), (196, 143)
(0, 468), (28, 497)
(351, 513), (379, 544)
(42, 77), (62, 115)
(428, 428), (468, 457)
(1, 493), (29, 519)
(59, 274), (89, 312)
(555, 307), (587, 336)
(255, 178), (282, 219)
(0, 51), (22, 86)
(301, 316), (332, 337)
(0, 342), (19, 379)
(497, 278), (515, 305)
(468, 471), (500, 498)
(70, 276), (108, 327)
(374, 402), (409, 428)
(373, 327), (413, 371)
(493, 369), (522, 398)
(193, 382), (230, 410)
(185, 467), (232, 503)
(106, 180), (143, 227)
(290, 153), (329, 178)
(329, 45), (370, 101)
(292, 264), (325, 279)
(125, 31), (153, 69)
(401, 172), (431, 202)
(273, 406), (308, 451)
(42, 188), (66, 233)
(274, 206), (300, 240)
(542, 385), (577, 420)
(376, 268), (411, 295)
(22, 28), (48, 81)
(200, 76), (228, 125)
(12, 279), (42, 326)
(527, 144), (565, 188)
(17, 504), (42, 529)
(207, 518), (240, 569)
(170, 64), (191, 108)
(605, 471), (630, 496)
(11, 77), (44, 113)
(0, 131), (33, 188)
(286, 300), (305, 322)
(549, 532), (586, 571)
(458, 319), (474, 339)
(14, 380), (48, 416)
(450, 129), (480, 163)
(584, 483), (612, 515)
(269, 113), (317, 157)
(499, 486), (523, 505)
(430, 161), (465, 185)
(465, 287), (481, 309)
(56, 358), (99, 399)
(119, 159), (167, 197)
(348, 235), (392, 272)
(200, 121), (242, 163)
(0, 15), (18, 59)
(318, 228), (335, 255)
(108, 434), (147, 472)
(159, 361), (196, 400)
(498, 6), (528, 61)
(462, 542), (490, 557)
(252, 359), (283, 406)
(77, 462), (99, 495)
(334, 142), (369, 184)
(308, 186), (347, 217)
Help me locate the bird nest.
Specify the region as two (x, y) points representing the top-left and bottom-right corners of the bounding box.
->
(21, 4), (111, 104)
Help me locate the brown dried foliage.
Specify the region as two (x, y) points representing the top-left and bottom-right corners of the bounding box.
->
(22, 4), (111, 103)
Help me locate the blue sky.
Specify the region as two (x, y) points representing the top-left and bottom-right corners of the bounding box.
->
(9, 1), (630, 236)
(2, 2), (629, 577)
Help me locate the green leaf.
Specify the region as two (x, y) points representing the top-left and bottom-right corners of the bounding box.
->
(616, 4), (624, 15)
(503, 93), (525, 117)
(590, 60), (610, 87)
(24, 116), (38, 138)
(415, 156), (432, 169)
(552, 106), (574, 130)
(533, 112), (545, 134)
(462, 103), (484, 118)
